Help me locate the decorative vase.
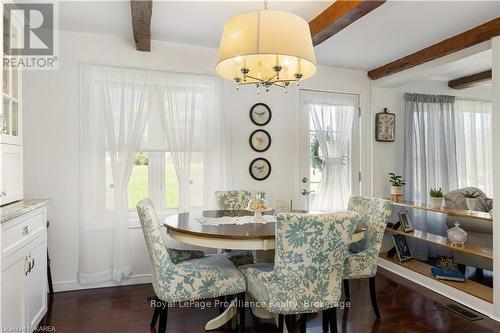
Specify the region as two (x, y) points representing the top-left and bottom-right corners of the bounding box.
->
(465, 198), (481, 211)
(390, 186), (404, 202)
(428, 197), (443, 208)
(447, 222), (468, 246)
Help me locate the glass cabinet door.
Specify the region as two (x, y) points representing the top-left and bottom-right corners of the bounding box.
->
(1, 11), (21, 143)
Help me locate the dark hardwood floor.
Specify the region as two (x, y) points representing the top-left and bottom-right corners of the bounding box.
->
(40, 268), (500, 333)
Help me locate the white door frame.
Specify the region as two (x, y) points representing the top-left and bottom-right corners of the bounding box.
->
(294, 89), (361, 211)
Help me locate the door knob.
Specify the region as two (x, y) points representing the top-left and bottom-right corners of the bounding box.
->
(301, 189), (315, 196)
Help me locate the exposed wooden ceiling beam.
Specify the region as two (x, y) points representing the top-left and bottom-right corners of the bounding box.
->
(309, 0), (386, 46)
(130, 0), (152, 52)
(448, 70), (492, 90)
(368, 17), (500, 80)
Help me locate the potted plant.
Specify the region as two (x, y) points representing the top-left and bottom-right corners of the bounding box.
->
(462, 189), (482, 211)
(389, 173), (406, 200)
(429, 187), (445, 207)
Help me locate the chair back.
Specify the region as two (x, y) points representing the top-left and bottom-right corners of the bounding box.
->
(348, 196), (393, 253)
(215, 190), (265, 210)
(137, 199), (174, 274)
(273, 212), (359, 310)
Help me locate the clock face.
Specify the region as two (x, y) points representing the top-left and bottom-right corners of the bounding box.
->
(249, 158), (271, 181)
(249, 130), (271, 152)
(249, 103), (272, 126)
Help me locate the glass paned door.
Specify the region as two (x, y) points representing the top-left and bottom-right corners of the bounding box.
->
(298, 90), (360, 211)
(1, 10), (21, 144)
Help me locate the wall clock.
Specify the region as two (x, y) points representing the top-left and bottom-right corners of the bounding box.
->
(249, 129), (271, 152)
(375, 108), (395, 142)
(249, 103), (272, 126)
(249, 158), (271, 181)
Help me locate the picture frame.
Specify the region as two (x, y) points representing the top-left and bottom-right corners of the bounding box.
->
(249, 158), (271, 181)
(249, 103), (272, 126)
(249, 129), (271, 152)
(375, 108), (395, 142)
(398, 211), (414, 232)
(392, 234), (413, 262)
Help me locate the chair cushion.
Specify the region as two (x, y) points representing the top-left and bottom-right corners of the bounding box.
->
(155, 254), (246, 303)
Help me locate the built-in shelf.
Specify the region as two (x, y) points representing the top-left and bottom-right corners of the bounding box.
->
(379, 253), (493, 303)
(385, 228), (493, 260)
(393, 201), (492, 222)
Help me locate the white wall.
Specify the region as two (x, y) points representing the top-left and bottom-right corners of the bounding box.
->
(23, 30), (375, 291)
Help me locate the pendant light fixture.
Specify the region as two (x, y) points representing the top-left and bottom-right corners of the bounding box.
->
(216, 0), (317, 93)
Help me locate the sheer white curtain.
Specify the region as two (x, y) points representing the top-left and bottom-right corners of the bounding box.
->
(80, 65), (228, 284)
(157, 73), (228, 212)
(455, 99), (493, 196)
(79, 64), (150, 283)
(308, 100), (354, 211)
(404, 93), (458, 202)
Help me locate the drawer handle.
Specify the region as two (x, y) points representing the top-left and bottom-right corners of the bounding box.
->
(25, 255), (31, 276)
(30, 257), (35, 272)
(22, 225), (30, 235)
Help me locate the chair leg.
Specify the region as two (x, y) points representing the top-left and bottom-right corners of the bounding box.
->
(278, 314), (284, 333)
(150, 297), (161, 328)
(369, 276), (381, 319)
(285, 314), (296, 333)
(343, 280), (350, 301)
(237, 292), (246, 333)
(151, 306), (160, 328)
(299, 314), (307, 333)
(158, 302), (168, 333)
(322, 310), (329, 333)
(328, 308), (337, 333)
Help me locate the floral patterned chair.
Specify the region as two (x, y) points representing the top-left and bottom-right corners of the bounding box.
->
(215, 190), (266, 266)
(240, 212), (359, 333)
(137, 199), (246, 333)
(215, 190), (266, 210)
(341, 196), (393, 320)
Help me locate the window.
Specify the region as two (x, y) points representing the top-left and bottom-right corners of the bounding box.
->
(106, 151), (204, 212)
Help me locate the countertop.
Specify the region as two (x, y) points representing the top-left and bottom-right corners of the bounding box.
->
(0, 199), (50, 224)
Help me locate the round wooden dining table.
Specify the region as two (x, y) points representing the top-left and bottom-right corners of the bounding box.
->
(163, 210), (365, 331)
(164, 210), (365, 251)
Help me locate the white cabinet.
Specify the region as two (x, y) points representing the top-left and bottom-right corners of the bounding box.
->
(1, 5), (22, 145)
(1, 205), (48, 332)
(0, 144), (23, 205)
(1, 2), (24, 205)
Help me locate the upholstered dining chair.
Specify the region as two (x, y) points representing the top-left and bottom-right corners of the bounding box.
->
(137, 199), (246, 333)
(215, 190), (266, 210)
(240, 212), (359, 333)
(215, 190), (266, 266)
(341, 196), (393, 321)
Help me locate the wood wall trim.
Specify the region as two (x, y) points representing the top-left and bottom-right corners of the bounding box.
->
(309, 0), (386, 46)
(130, 0), (153, 52)
(368, 18), (500, 80)
(448, 70), (492, 90)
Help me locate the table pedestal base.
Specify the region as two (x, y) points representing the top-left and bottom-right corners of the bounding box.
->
(205, 300), (237, 331)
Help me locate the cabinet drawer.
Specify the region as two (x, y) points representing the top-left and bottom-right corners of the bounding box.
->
(1, 208), (46, 258)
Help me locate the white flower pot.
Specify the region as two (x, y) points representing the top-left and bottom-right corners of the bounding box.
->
(390, 186), (404, 195)
(428, 197), (443, 208)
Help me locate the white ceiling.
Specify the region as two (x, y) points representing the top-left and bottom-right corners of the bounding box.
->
(58, 0), (500, 71)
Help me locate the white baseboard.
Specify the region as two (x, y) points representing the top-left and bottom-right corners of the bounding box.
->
(53, 274), (152, 292)
(378, 258), (496, 320)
